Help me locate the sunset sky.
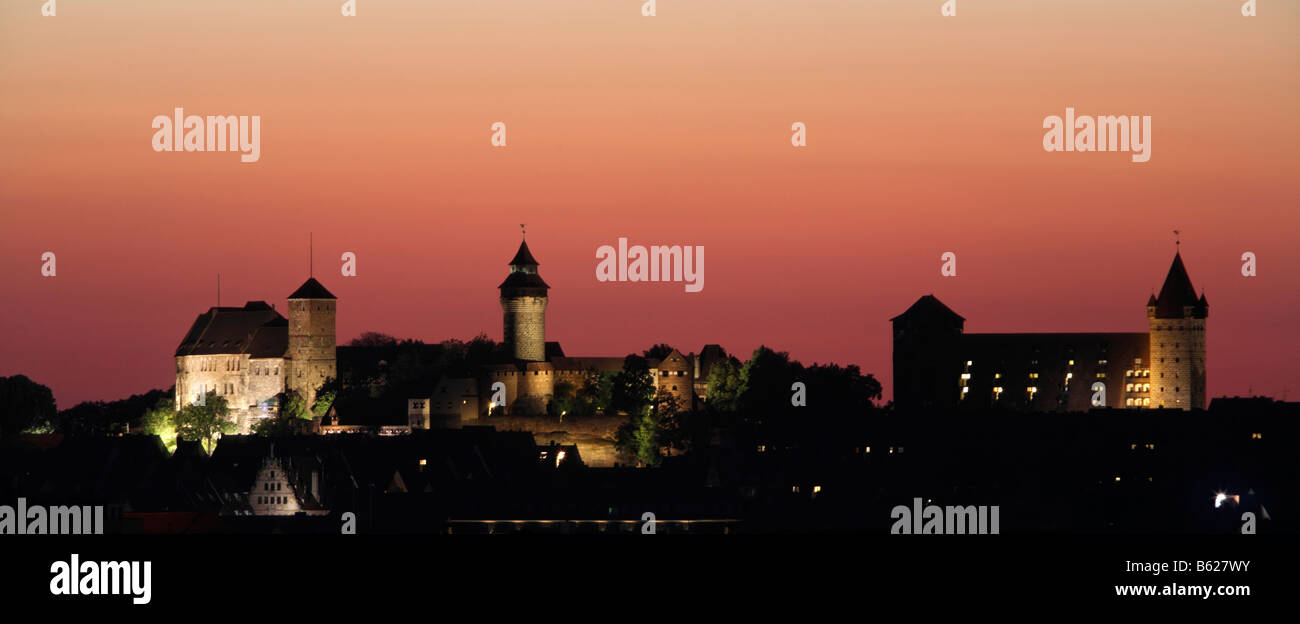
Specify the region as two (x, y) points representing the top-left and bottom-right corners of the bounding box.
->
(1, 0), (1297, 408)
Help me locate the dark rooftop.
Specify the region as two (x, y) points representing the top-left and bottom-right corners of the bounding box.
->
(175, 302), (288, 358)
(288, 277), (337, 300)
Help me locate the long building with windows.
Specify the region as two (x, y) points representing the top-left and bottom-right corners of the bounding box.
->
(891, 250), (1207, 411)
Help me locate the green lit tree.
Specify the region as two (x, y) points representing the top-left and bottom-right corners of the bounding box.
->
(175, 390), (234, 454)
(141, 397), (178, 454)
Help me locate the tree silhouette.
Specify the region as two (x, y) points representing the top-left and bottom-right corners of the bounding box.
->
(0, 375), (57, 436)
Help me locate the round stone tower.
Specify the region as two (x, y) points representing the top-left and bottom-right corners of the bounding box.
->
(1147, 251), (1208, 410)
(287, 277), (337, 410)
(499, 235), (549, 362)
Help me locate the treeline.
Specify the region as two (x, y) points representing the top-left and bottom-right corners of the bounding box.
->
(337, 332), (505, 401)
(0, 375), (170, 438)
(605, 345), (884, 467)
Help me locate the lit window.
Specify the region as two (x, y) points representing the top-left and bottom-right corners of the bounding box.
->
(1251, 433), (1262, 440)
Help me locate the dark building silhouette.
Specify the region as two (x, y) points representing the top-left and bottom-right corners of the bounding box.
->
(893, 250), (1207, 411)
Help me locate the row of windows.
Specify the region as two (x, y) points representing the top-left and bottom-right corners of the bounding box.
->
(192, 383), (236, 395)
(195, 358), (241, 372)
(256, 496), (288, 505)
(263, 481), (282, 492)
(1126, 398), (1152, 406)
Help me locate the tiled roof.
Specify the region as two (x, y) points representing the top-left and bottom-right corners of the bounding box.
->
(174, 302), (288, 357)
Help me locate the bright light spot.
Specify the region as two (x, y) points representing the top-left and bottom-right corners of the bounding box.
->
(556, 450), (566, 466)
(1214, 493), (1226, 508)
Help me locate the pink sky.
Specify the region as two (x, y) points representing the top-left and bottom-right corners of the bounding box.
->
(1, 1), (1297, 407)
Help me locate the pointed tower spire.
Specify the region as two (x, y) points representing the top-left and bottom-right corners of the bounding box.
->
(1153, 251), (1203, 319)
(500, 230), (549, 362)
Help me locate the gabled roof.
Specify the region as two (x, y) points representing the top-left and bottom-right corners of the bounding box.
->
(288, 278), (336, 300)
(890, 295), (966, 323)
(1153, 252), (1205, 318)
(175, 302), (288, 357)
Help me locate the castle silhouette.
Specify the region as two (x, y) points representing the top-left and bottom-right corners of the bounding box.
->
(892, 250), (1208, 411)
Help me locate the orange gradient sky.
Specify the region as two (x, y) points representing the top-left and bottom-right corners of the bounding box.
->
(1, 0), (1298, 407)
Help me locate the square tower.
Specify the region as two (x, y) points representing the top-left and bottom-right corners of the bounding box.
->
(1146, 252), (1208, 410)
(287, 277), (337, 410)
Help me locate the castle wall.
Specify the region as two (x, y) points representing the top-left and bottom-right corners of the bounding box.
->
(176, 354), (286, 433)
(482, 366), (520, 416)
(515, 362), (555, 415)
(483, 413), (624, 467)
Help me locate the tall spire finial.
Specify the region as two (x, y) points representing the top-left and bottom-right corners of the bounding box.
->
(521, 223), (526, 239)
(1173, 229), (1180, 250)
